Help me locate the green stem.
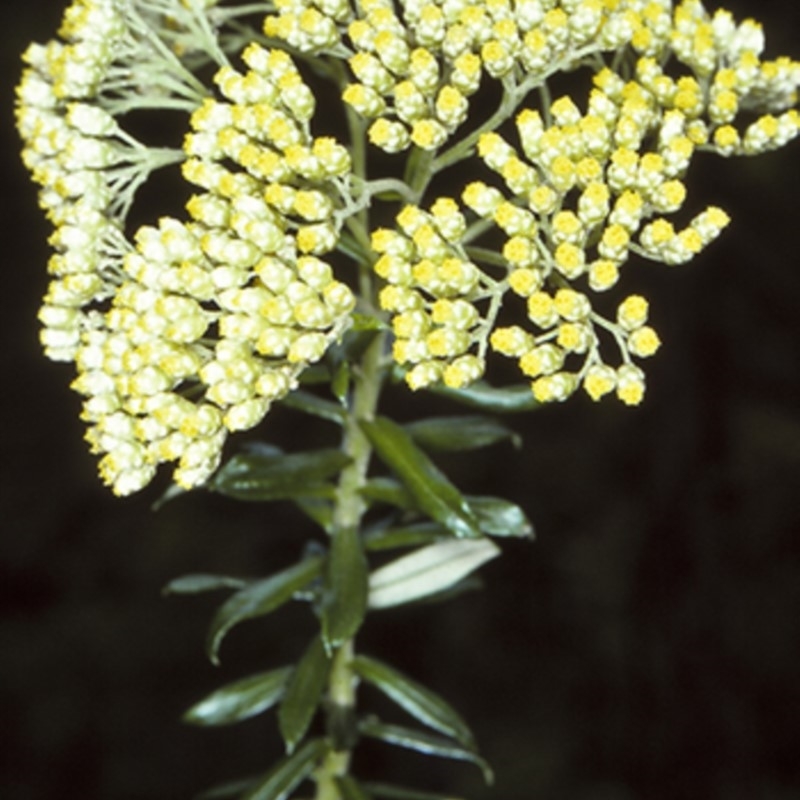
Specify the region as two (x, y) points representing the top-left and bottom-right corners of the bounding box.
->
(314, 329), (386, 799)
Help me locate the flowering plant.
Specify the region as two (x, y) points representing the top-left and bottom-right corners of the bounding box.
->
(15, 1), (799, 797)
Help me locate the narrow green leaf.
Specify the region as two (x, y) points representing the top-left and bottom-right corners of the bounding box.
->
(278, 637), (331, 754)
(363, 522), (447, 552)
(322, 526), (369, 649)
(183, 667), (292, 727)
(206, 557), (323, 665)
(194, 775), (260, 800)
(335, 776), (373, 800)
(359, 718), (493, 785)
(368, 538), (500, 609)
(210, 448), (350, 502)
(406, 416), (520, 452)
(331, 359), (351, 404)
(360, 478), (416, 510)
(467, 496), (534, 539)
(361, 417), (481, 539)
(293, 496), (334, 533)
(353, 655), (475, 748)
(241, 738), (327, 800)
(163, 574), (248, 595)
(430, 381), (538, 413)
(298, 363), (331, 385)
(363, 783), (466, 800)
(279, 390), (346, 424)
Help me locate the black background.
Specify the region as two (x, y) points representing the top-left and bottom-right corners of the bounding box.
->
(1, 2), (799, 799)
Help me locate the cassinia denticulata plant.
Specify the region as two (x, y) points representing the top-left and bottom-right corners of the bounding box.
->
(15, 1), (799, 798)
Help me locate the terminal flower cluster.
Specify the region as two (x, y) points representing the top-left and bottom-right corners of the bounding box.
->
(15, 0), (800, 493)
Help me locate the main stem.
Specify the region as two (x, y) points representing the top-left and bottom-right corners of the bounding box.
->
(313, 330), (386, 799)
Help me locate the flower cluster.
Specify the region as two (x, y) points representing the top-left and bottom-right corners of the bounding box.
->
(372, 0), (800, 403)
(16, 1), (800, 493)
(16, 0), (228, 363)
(372, 199), (487, 389)
(16, 1), (354, 494)
(267, 0), (630, 151)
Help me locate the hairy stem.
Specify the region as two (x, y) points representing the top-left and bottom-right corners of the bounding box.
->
(314, 327), (386, 798)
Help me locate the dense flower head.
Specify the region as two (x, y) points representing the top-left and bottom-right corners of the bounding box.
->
(15, 0), (800, 492)
(17, 1), (355, 494)
(365, 0), (799, 401)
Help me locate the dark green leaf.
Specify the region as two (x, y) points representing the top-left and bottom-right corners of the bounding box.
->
(361, 417), (480, 539)
(207, 557), (323, 665)
(293, 496), (334, 533)
(467, 496), (534, 539)
(331, 359), (350, 404)
(363, 522), (447, 552)
(279, 390), (346, 424)
(353, 655), (475, 748)
(241, 738), (327, 800)
(335, 776), (373, 800)
(298, 363), (331, 385)
(278, 637), (331, 754)
(183, 667), (292, 726)
(363, 782), (466, 800)
(359, 718), (493, 785)
(406, 416), (520, 452)
(163, 574), (248, 595)
(430, 381), (538, 413)
(368, 539), (500, 609)
(210, 448), (350, 502)
(322, 526), (369, 649)
(194, 775), (260, 800)
(360, 478), (415, 510)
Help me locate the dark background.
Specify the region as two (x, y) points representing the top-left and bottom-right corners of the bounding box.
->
(1, 2), (799, 799)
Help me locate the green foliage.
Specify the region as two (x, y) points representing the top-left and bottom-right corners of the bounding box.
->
(241, 739), (328, 800)
(361, 417), (482, 539)
(183, 668), (293, 727)
(428, 382), (540, 414)
(334, 776), (373, 800)
(368, 539), (500, 609)
(358, 718), (494, 785)
(322, 525), (369, 649)
(278, 390), (347, 425)
(405, 415), (521, 452)
(206, 557), (323, 665)
(363, 522), (446, 552)
(468, 496), (534, 539)
(164, 574), (249, 594)
(362, 783), (467, 800)
(278, 637), (331, 754)
(352, 655), (475, 747)
(210, 447), (351, 502)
